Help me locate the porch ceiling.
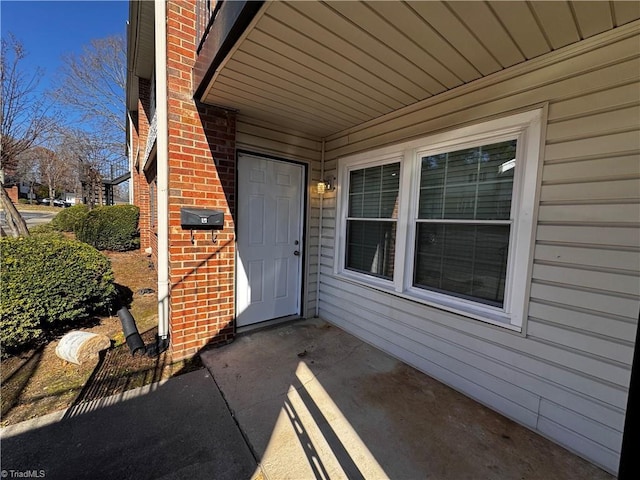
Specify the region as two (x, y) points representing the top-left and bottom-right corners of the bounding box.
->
(198, 1), (640, 139)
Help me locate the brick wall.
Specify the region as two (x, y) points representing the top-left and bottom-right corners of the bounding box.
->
(150, 230), (159, 269)
(130, 109), (140, 207)
(166, 0), (236, 360)
(6, 186), (19, 204)
(137, 79), (152, 253)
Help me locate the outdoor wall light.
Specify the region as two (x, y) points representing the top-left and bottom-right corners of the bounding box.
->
(317, 176), (335, 195)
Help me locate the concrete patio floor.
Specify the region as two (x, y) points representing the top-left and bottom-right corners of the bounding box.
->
(201, 317), (612, 480)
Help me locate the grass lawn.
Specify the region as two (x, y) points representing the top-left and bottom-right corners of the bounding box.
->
(0, 249), (202, 427)
(16, 203), (60, 212)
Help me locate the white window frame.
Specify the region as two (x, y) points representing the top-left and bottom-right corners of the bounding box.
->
(337, 152), (405, 292)
(335, 108), (544, 330)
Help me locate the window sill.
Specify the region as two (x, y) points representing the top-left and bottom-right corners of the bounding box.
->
(335, 270), (523, 333)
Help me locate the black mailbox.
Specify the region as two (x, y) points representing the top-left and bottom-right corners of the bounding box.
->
(180, 208), (224, 229)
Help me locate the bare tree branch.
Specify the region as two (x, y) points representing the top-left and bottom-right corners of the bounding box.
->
(1, 34), (59, 173)
(48, 127), (112, 207)
(15, 148), (40, 203)
(51, 35), (126, 181)
(37, 142), (73, 204)
(1, 34), (59, 237)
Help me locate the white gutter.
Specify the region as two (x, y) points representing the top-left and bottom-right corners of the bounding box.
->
(315, 138), (326, 317)
(155, 0), (169, 340)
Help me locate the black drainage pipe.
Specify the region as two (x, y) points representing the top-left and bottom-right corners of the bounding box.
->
(146, 334), (170, 358)
(117, 307), (146, 356)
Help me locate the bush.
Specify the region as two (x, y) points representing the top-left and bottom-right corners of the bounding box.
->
(18, 198), (29, 204)
(51, 204), (89, 232)
(76, 205), (140, 251)
(0, 234), (116, 353)
(29, 223), (60, 235)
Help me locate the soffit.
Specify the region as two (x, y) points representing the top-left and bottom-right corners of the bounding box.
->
(200, 0), (640, 138)
(132, 0), (155, 79)
(126, 0), (155, 111)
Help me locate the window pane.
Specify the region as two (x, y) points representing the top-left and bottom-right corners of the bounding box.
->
(443, 184), (477, 219)
(420, 154), (446, 189)
(363, 166), (382, 194)
(477, 140), (515, 219)
(414, 224), (510, 306)
(418, 187), (443, 219)
(346, 220), (396, 280)
(418, 140), (516, 220)
(381, 163), (401, 190)
(479, 140), (517, 182)
(446, 147), (478, 186)
(349, 192), (364, 217)
(362, 193), (380, 217)
(350, 169), (365, 193)
(476, 181), (513, 219)
(380, 191), (399, 218)
(348, 162), (400, 219)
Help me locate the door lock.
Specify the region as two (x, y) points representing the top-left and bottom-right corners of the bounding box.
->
(293, 250), (300, 256)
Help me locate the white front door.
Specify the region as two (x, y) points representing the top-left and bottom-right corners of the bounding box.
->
(237, 154), (304, 327)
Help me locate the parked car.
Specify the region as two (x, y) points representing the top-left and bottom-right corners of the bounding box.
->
(39, 198), (71, 207)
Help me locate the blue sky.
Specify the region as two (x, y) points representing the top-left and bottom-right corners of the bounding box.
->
(1, 0), (128, 93)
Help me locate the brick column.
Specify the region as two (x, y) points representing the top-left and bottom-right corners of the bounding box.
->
(130, 110), (141, 208)
(166, 0), (236, 360)
(7, 186), (19, 203)
(137, 79), (152, 253)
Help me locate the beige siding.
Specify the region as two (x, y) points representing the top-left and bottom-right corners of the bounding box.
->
(317, 27), (640, 474)
(236, 117), (322, 318)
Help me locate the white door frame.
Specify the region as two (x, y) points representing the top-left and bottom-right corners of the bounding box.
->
(235, 152), (306, 328)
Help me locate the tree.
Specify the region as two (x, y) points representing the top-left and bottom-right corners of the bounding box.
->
(51, 128), (109, 207)
(38, 146), (73, 206)
(1, 34), (58, 236)
(52, 35), (127, 188)
(15, 148), (40, 204)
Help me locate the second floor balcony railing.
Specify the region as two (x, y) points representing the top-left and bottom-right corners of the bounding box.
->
(196, 0), (223, 54)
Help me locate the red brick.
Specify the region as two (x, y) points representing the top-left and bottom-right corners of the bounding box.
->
(129, 1), (238, 362)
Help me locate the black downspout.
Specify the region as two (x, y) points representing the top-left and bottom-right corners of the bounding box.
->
(117, 307), (146, 356)
(618, 310), (640, 479)
(146, 334), (169, 357)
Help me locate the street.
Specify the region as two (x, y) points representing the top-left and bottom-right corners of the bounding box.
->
(0, 209), (56, 230)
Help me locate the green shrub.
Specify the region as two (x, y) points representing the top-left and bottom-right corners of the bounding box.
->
(0, 234), (115, 353)
(51, 204), (89, 232)
(17, 198), (29, 204)
(29, 223), (60, 235)
(76, 205), (140, 251)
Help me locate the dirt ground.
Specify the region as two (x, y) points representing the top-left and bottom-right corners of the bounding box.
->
(1, 249), (202, 426)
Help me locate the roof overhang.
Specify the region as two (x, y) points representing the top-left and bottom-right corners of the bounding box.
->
(126, 0), (155, 112)
(194, 0), (640, 139)
(193, 0), (265, 102)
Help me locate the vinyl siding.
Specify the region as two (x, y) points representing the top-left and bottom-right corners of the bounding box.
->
(316, 25), (640, 474)
(236, 117), (322, 318)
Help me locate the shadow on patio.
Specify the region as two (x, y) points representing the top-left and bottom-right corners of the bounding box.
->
(201, 317), (612, 480)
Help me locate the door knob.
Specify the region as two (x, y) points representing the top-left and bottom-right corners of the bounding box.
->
(293, 250), (300, 256)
